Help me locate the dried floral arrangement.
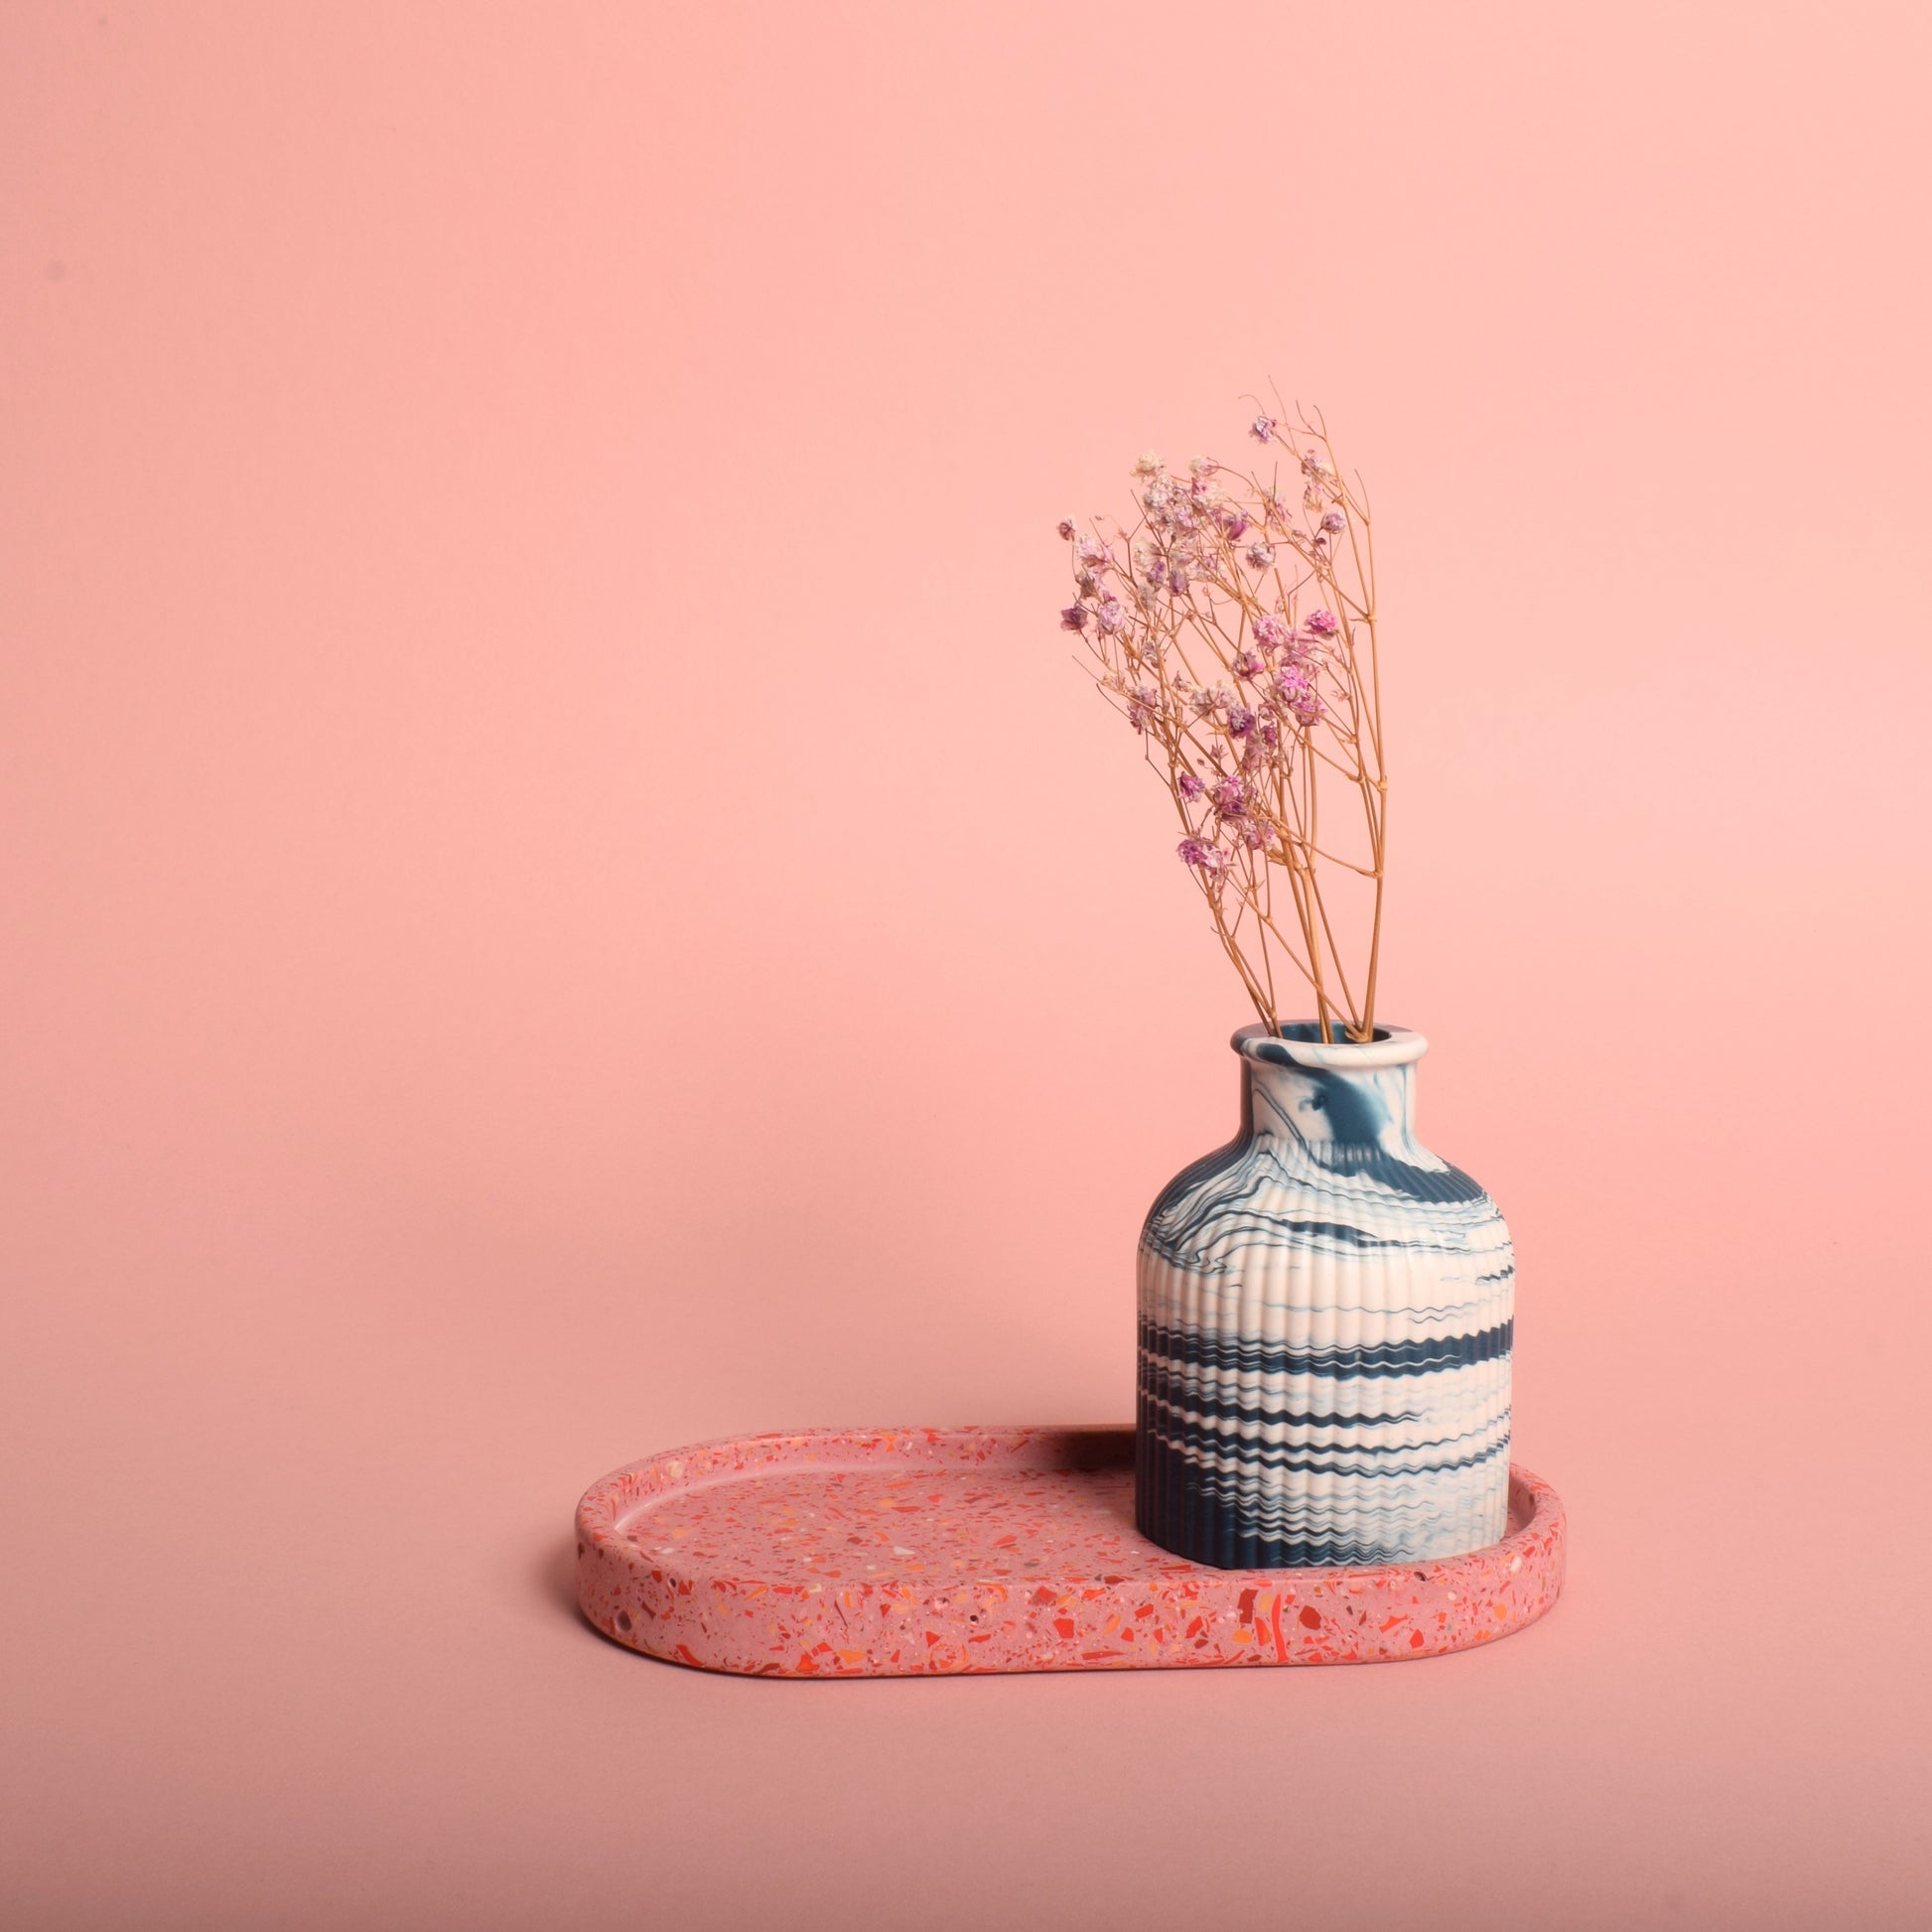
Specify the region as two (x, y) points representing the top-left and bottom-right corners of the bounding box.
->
(1057, 401), (1384, 1044)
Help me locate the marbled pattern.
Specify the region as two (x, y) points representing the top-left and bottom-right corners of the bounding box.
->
(575, 1426), (1564, 1676)
(1139, 1024), (1515, 1567)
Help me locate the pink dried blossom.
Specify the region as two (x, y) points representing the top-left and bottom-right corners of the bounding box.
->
(1075, 534), (1113, 574)
(1244, 542), (1276, 573)
(1320, 509), (1346, 533)
(1176, 837), (1228, 874)
(1189, 456), (1220, 478)
(1177, 771), (1203, 801)
(1096, 597), (1126, 634)
(1275, 668), (1322, 726)
(1060, 605), (1089, 631)
(1210, 776), (1247, 816)
(1249, 414), (1277, 443)
(1232, 650), (1264, 680)
(1057, 519), (1076, 540)
(1225, 704), (1257, 738)
(1253, 614), (1291, 652)
(1306, 609), (1339, 636)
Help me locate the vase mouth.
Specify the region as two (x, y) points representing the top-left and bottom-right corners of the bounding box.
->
(1232, 1021), (1428, 1071)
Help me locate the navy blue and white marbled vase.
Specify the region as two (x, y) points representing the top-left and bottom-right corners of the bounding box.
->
(1137, 1023), (1514, 1568)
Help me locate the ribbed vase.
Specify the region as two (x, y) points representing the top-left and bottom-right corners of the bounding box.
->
(1137, 1023), (1514, 1567)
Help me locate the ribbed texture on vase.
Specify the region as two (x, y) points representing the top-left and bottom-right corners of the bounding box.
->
(1135, 1037), (1514, 1568)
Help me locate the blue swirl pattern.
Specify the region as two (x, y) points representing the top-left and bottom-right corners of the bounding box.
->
(1137, 1025), (1514, 1567)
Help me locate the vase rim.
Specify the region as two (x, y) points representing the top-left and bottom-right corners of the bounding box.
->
(1232, 1021), (1428, 1071)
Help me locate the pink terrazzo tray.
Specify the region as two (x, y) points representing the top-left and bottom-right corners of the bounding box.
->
(576, 1425), (1565, 1676)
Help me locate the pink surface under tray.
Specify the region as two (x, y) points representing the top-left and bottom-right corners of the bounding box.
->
(575, 1426), (1566, 1677)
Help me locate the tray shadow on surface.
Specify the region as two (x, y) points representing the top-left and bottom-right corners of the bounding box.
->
(535, 1531), (580, 1616)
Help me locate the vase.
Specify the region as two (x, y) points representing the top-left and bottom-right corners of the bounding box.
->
(1136, 1023), (1514, 1568)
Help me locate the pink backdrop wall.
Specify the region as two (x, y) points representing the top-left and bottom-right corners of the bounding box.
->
(5, 4), (1929, 1927)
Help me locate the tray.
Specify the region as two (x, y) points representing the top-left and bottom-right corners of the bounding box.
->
(575, 1425), (1565, 1677)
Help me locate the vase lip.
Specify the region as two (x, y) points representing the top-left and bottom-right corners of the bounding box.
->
(1232, 1021), (1428, 1071)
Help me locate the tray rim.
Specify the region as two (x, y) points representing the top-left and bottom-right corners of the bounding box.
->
(579, 1422), (1556, 1579)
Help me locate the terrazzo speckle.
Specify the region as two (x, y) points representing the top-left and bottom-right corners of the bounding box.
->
(575, 1426), (1565, 1677)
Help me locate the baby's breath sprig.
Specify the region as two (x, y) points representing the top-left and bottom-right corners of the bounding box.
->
(1057, 398), (1385, 1044)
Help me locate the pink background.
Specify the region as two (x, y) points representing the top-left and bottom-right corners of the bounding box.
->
(5, 4), (1930, 1927)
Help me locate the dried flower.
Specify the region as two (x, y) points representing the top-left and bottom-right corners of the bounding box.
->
(1275, 667), (1322, 725)
(1057, 519), (1076, 540)
(1056, 400), (1385, 1041)
(1176, 837), (1228, 875)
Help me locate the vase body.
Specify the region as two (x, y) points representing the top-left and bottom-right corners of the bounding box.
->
(1137, 1024), (1514, 1567)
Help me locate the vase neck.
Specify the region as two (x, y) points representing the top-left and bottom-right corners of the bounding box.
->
(1242, 1054), (1424, 1160)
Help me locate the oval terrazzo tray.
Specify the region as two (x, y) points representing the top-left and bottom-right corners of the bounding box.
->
(575, 1425), (1565, 1676)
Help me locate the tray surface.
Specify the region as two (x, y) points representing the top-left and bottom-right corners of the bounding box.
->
(576, 1425), (1564, 1677)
